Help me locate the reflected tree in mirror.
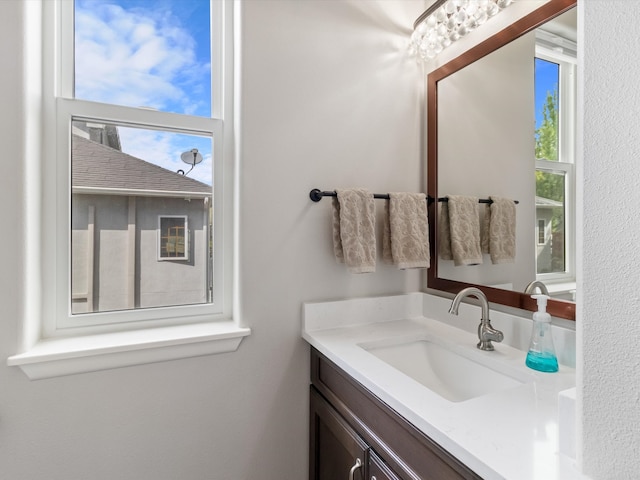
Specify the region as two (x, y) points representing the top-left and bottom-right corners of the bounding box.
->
(535, 58), (566, 275)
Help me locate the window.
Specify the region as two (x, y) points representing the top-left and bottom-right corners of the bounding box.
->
(538, 219), (546, 245)
(159, 216), (189, 261)
(534, 30), (576, 283)
(50, 0), (230, 332)
(9, 0), (248, 379)
(44, 0), (233, 335)
(70, 119), (215, 315)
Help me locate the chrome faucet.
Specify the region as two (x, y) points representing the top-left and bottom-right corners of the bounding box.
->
(524, 280), (550, 296)
(448, 287), (504, 351)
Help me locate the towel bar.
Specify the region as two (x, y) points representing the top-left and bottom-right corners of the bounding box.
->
(309, 189), (518, 205)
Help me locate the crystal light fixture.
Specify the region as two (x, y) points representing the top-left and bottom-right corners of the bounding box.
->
(411, 0), (515, 60)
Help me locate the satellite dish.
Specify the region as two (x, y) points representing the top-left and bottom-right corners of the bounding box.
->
(180, 148), (203, 166)
(178, 148), (203, 176)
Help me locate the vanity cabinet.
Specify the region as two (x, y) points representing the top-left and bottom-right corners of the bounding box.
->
(309, 348), (482, 480)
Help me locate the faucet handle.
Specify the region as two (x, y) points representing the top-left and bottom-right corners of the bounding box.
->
(477, 322), (504, 351)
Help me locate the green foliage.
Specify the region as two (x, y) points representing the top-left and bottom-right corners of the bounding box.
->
(535, 88), (565, 273)
(535, 170), (564, 204)
(535, 89), (558, 162)
(535, 88), (564, 203)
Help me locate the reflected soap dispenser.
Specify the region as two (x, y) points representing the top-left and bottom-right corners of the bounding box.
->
(525, 294), (559, 372)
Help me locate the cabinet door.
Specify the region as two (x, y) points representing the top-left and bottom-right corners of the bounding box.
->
(310, 386), (368, 480)
(369, 451), (402, 480)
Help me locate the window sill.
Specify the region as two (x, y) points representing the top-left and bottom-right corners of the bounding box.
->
(542, 280), (577, 301)
(7, 321), (251, 380)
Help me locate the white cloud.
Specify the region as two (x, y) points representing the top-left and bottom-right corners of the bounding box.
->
(75, 2), (209, 115)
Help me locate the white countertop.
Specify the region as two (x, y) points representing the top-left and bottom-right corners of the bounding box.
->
(302, 293), (589, 480)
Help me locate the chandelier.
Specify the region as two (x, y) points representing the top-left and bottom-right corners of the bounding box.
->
(411, 0), (515, 60)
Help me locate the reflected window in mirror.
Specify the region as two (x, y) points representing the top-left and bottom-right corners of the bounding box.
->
(537, 219), (546, 246)
(534, 31), (576, 292)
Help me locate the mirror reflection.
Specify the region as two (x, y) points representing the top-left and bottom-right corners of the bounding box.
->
(427, 1), (577, 320)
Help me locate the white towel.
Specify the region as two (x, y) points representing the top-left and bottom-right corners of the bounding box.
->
(446, 195), (483, 266)
(382, 193), (430, 269)
(332, 188), (376, 273)
(488, 196), (516, 264)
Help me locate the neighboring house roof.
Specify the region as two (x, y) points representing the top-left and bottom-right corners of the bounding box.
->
(72, 134), (211, 197)
(535, 195), (563, 209)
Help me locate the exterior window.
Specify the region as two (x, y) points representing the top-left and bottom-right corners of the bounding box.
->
(159, 216), (189, 260)
(7, 0), (247, 380)
(534, 33), (576, 282)
(44, 0), (232, 332)
(538, 219), (545, 245)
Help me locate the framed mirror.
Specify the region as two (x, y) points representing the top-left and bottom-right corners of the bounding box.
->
(426, 0), (577, 320)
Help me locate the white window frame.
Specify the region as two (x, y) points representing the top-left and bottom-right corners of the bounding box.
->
(534, 32), (577, 286)
(8, 0), (249, 380)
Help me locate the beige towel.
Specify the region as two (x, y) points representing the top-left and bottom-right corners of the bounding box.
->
(382, 193), (430, 269)
(480, 203), (491, 254)
(438, 201), (453, 260)
(332, 189), (376, 273)
(446, 195), (483, 266)
(488, 196), (516, 264)
(382, 200), (392, 264)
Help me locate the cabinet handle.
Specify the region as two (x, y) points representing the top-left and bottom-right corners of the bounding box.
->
(348, 458), (362, 480)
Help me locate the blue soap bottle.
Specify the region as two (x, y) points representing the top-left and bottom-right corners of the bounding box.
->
(525, 294), (559, 373)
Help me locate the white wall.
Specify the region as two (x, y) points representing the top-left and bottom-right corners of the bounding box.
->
(579, 1), (640, 478)
(0, 1), (425, 479)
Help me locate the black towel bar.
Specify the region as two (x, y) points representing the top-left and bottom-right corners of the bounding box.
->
(309, 189), (518, 205)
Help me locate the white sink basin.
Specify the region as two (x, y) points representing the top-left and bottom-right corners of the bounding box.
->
(362, 337), (526, 402)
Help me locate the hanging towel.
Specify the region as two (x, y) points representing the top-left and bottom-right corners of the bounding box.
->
(480, 203), (491, 254)
(332, 188), (376, 273)
(382, 200), (393, 264)
(382, 193), (430, 269)
(488, 196), (516, 264)
(447, 195), (483, 266)
(438, 201), (453, 261)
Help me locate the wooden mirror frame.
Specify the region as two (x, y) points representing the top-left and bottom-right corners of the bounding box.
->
(426, 0), (577, 321)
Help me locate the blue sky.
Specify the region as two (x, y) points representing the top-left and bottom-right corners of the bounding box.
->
(75, 0), (213, 185)
(534, 57), (559, 131)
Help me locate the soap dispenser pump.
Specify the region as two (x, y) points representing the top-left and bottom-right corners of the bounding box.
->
(525, 294), (559, 372)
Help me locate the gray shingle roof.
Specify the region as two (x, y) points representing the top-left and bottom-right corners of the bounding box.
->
(535, 196), (563, 208)
(72, 134), (211, 195)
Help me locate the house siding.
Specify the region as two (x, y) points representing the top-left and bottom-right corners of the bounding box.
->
(71, 194), (209, 314)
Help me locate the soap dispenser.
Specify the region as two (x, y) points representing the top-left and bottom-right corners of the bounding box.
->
(525, 294), (559, 372)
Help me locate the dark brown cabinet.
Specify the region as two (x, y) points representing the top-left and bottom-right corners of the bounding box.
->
(309, 347), (483, 480)
(310, 387), (367, 480)
(369, 451), (402, 480)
